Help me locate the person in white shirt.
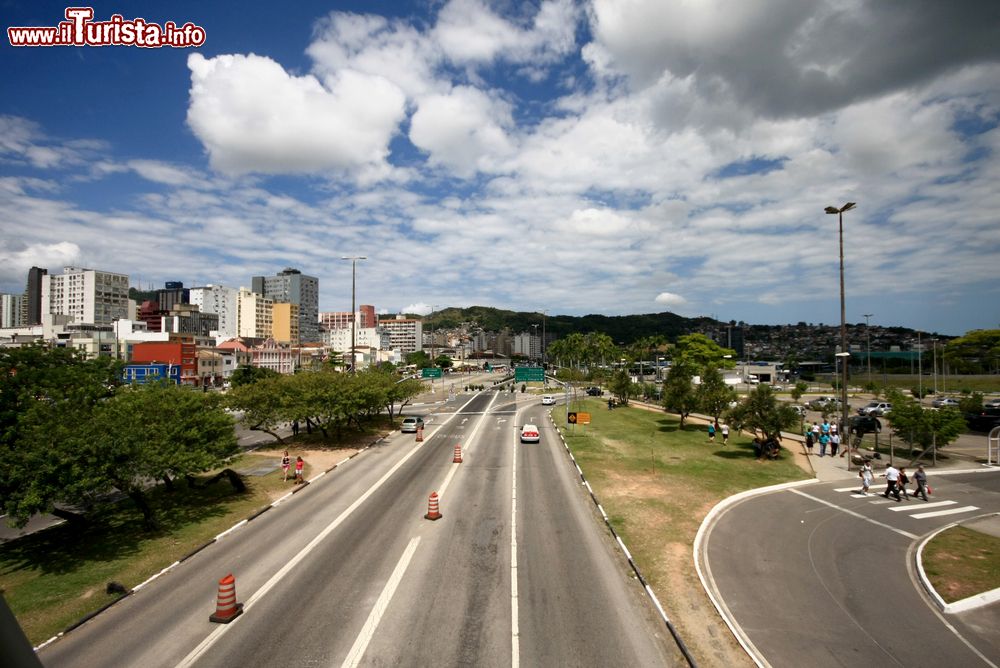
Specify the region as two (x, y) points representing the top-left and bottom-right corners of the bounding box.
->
(882, 464), (901, 501)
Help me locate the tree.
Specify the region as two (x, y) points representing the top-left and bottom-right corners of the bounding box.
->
(886, 390), (967, 455)
(229, 365), (279, 387)
(697, 366), (736, 426)
(725, 385), (800, 459)
(942, 329), (1000, 374)
(662, 363), (699, 426)
(608, 368), (633, 405)
(406, 350), (431, 369)
(385, 378), (424, 421)
(673, 334), (736, 373)
(227, 375), (290, 443)
(434, 355), (453, 369)
(790, 381), (808, 403)
(0, 344), (122, 528)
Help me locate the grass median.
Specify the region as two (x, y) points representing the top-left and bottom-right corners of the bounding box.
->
(922, 525), (1000, 603)
(556, 397), (810, 666)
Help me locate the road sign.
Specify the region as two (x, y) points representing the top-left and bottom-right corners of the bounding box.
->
(576, 412), (591, 425)
(421, 368), (442, 378)
(514, 366), (544, 382)
(567, 412), (578, 424)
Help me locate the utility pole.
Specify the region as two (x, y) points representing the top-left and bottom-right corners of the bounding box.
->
(341, 256), (366, 372)
(863, 313), (873, 387)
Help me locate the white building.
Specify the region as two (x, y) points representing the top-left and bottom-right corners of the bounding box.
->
(378, 316), (423, 354)
(513, 332), (541, 359)
(0, 293), (24, 328)
(41, 266), (130, 326)
(237, 287), (273, 339)
(189, 284), (239, 338)
(323, 327), (391, 353)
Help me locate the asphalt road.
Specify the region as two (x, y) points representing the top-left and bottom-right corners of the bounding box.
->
(704, 470), (1000, 667)
(39, 388), (676, 667)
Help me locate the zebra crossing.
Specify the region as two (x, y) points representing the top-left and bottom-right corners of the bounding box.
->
(833, 486), (980, 520)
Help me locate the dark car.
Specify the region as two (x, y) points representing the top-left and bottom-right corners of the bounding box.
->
(585, 386), (603, 396)
(965, 408), (1000, 432)
(849, 414), (882, 436)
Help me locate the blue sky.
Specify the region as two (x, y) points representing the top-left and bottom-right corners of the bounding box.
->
(2, 1), (999, 336)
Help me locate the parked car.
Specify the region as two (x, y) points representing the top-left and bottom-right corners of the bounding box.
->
(857, 401), (892, 416)
(808, 396), (842, 411)
(983, 398), (1000, 409)
(849, 414), (882, 435)
(541, 395), (555, 405)
(931, 397), (960, 408)
(789, 404), (807, 417)
(400, 416), (425, 433)
(585, 386), (603, 396)
(965, 408), (1000, 432)
(520, 424), (540, 443)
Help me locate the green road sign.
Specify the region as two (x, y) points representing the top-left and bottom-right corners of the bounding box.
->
(514, 366), (544, 382)
(421, 368), (443, 378)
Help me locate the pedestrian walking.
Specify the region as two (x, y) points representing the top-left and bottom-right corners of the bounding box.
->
(721, 423), (730, 445)
(897, 467), (910, 501)
(818, 432), (830, 457)
(281, 450), (291, 482)
(857, 460), (873, 495)
(820, 419), (831, 439)
(882, 464), (901, 501)
(811, 422), (820, 445)
(830, 432), (840, 457)
(913, 465), (930, 501)
(294, 456), (305, 484)
(707, 422), (716, 442)
(292, 420), (300, 436)
(805, 430), (814, 455)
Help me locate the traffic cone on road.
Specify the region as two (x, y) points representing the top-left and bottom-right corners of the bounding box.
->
(424, 492), (442, 520)
(453, 445), (463, 463)
(209, 573), (243, 623)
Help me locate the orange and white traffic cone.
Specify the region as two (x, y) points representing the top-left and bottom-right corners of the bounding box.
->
(424, 492), (442, 520)
(209, 573), (243, 623)
(453, 445), (463, 463)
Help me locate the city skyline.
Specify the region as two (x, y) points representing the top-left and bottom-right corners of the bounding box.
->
(2, 1), (999, 336)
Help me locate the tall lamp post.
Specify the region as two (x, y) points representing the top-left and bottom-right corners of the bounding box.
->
(863, 313), (873, 388)
(341, 256), (366, 372)
(826, 202), (856, 470)
(531, 323), (540, 362)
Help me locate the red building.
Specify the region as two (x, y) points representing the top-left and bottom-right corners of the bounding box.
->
(131, 341), (197, 384)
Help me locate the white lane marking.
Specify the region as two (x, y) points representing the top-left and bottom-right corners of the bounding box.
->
(888, 500), (956, 512)
(790, 489), (918, 539)
(909, 506), (980, 520)
(174, 394), (483, 668)
(834, 486), (861, 492)
(510, 407), (519, 668)
(341, 536), (421, 668)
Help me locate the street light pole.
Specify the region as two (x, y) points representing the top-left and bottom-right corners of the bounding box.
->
(341, 256), (367, 372)
(826, 202), (856, 471)
(863, 313), (873, 388)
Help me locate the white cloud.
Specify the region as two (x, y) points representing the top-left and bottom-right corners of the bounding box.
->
(655, 292), (687, 307)
(0, 240), (79, 285)
(403, 303), (433, 316)
(186, 53), (406, 177)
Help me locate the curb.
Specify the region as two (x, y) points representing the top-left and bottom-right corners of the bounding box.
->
(549, 413), (698, 667)
(692, 477), (819, 668)
(33, 431), (392, 653)
(915, 512), (1000, 614)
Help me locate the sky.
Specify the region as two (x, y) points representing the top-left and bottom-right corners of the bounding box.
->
(1, 0), (999, 336)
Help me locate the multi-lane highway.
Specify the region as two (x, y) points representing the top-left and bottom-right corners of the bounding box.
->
(703, 471), (1000, 667)
(40, 388), (678, 667)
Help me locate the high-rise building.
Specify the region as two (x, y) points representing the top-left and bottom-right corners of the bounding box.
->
(237, 287), (273, 339)
(24, 266), (47, 325)
(251, 268), (319, 343)
(156, 281), (189, 312)
(272, 303), (300, 345)
(1, 293), (25, 328)
(377, 315), (423, 354)
(41, 266), (130, 326)
(189, 284), (239, 338)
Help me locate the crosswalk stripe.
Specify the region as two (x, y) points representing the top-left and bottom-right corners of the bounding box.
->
(888, 500), (955, 512)
(834, 487), (859, 492)
(908, 506), (980, 519)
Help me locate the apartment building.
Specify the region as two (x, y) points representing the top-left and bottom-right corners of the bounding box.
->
(41, 266), (130, 326)
(189, 284), (239, 337)
(237, 287), (273, 339)
(272, 302), (301, 345)
(377, 315), (423, 354)
(1, 293), (24, 328)
(252, 268), (319, 343)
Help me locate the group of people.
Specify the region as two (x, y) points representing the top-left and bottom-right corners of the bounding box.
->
(281, 450), (305, 484)
(804, 419), (842, 457)
(856, 461), (930, 501)
(707, 421), (730, 445)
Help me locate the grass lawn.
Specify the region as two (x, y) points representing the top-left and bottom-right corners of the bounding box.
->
(0, 452), (301, 646)
(556, 398), (809, 665)
(922, 526), (1000, 603)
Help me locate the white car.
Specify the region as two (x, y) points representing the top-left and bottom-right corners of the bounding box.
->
(541, 395), (555, 405)
(985, 398), (1000, 409)
(931, 397), (960, 409)
(400, 416), (425, 433)
(520, 424), (540, 443)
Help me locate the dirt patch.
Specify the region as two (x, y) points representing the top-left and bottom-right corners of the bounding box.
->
(254, 447), (359, 501)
